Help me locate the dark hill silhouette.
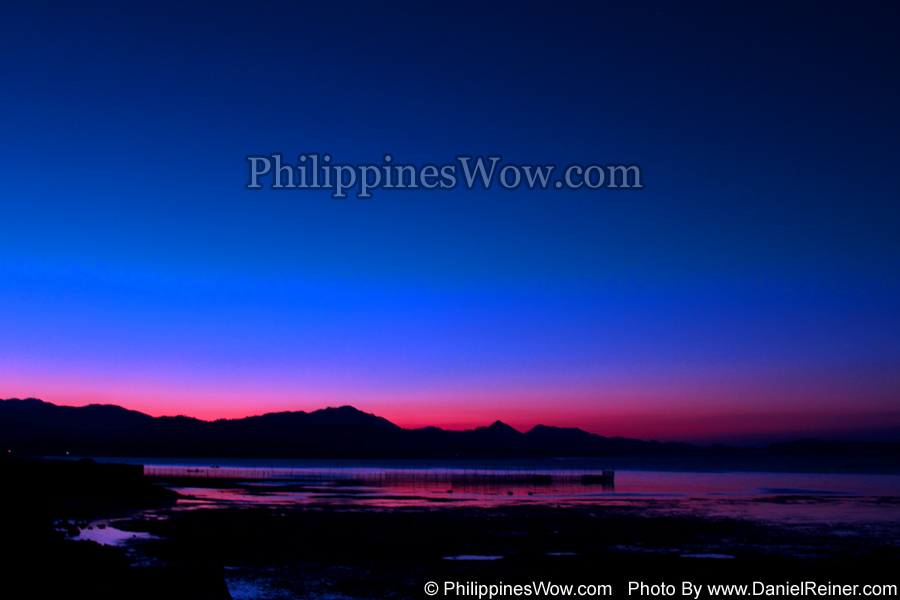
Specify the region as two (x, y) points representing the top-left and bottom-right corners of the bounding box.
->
(0, 398), (153, 437)
(1, 398), (898, 459)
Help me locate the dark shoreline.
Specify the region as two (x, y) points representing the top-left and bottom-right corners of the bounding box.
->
(0, 457), (230, 600)
(3, 456), (898, 599)
(129, 500), (900, 598)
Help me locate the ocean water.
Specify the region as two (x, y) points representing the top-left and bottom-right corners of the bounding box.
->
(59, 456), (900, 600)
(77, 454), (900, 476)
(72, 455), (900, 524)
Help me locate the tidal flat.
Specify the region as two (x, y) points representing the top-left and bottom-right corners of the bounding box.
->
(118, 493), (899, 599)
(4, 458), (899, 599)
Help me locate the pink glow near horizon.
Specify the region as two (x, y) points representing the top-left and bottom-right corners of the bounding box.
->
(4, 365), (899, 444)
(4, 326), (899, 444)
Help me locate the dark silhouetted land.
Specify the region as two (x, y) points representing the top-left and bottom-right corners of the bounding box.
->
(3, 398), (900, 459)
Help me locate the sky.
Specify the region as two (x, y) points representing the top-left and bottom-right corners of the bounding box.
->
(1, 1), (898, 444)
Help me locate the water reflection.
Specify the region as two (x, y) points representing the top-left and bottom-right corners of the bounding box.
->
(171, 472), (617, 509)
(70, 521), (157, 546)
(139, 463), (900, 526)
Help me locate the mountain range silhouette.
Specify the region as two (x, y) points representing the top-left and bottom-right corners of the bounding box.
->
(1, 398), (897, 459)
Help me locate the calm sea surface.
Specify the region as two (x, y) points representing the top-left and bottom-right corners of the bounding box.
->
(71, 455), (900, 524)
(63, 456), (900, 599)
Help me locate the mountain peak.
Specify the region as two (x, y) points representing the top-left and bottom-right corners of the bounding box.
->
(306, 405), (401, 429)
(1, 398), (50, 410)
(488, 420), (520, 433)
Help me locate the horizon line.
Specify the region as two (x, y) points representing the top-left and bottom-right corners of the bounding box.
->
(4, 397), (899, 448)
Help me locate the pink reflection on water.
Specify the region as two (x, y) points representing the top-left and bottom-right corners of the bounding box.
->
(157, 466), (900, 525)
(72, 521), (157, 546)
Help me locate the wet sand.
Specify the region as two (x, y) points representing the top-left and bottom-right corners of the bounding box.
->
(4, 458), (898, 599)
(121, 496), (899, 598)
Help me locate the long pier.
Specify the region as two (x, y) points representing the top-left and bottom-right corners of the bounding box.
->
(141, 464), (614, 487)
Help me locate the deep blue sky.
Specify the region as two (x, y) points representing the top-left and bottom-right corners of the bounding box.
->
(1, 1), (898, 443)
